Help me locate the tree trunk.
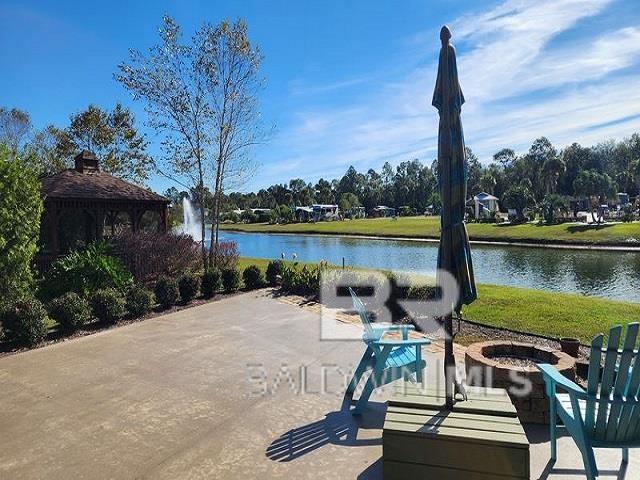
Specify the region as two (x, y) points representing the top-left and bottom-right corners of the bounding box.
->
(199, 201), (207, 268)
(208, 158), (224, 269)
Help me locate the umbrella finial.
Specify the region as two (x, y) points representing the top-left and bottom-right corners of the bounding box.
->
(440, 25), (451, 45)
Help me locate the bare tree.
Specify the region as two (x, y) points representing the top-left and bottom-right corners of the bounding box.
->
(116, 16), (212, 266)
(200, 19), (266, 266)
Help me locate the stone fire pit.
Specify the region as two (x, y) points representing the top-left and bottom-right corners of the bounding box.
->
(465, 341), (576, 424)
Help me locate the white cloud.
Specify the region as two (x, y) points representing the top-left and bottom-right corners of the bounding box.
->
(253, 0), (640, 189)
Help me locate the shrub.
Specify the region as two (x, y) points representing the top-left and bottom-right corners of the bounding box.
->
(266, 260), (283, 285)
(91, 288), (126, 324)
(111, 232), (201, 283)
(201, 270), (221, 299)
(241, 210), (258, 223)
(280, 263), (319, 297)
(48, 292), (91, 332)
(243, 265), (265, 290)
(0, 146), (43, 302)
(221, 268), (240, 292)
(125, 285), (155, 317)
(155, 276), (179, 309)
(621, 205), (636, 223)
(220, 211), (240, 223)
(211, 241), (239, 271)
(42, 241), (133, 299)
(256, 210), (272, 223)
(1, 297), (48, 346)
(399, 206), (416, 217)
(178, 274), (201, 303)
(280, 263), (298, 293)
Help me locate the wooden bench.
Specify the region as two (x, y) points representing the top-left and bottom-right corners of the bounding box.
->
(383, 385), (530, 480)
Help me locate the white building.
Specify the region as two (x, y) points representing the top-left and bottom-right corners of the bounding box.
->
(470, 192), (499, 219)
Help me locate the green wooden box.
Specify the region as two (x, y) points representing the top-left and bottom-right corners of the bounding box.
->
(383, 386), (530, 480)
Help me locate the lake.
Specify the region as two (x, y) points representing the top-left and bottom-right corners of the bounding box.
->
(215, 230), (640, 303)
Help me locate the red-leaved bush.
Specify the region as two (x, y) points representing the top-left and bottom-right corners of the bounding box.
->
(211, 241), (239, 271)
(111, 232), (201, 283)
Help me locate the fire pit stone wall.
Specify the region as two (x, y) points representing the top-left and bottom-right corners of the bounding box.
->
(465, 341), (576, 424)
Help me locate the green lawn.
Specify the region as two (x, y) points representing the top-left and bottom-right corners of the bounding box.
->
(239, 257), (640, 344)
(223, 216), (640, 246)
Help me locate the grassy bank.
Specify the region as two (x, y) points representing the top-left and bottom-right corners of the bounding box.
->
(239, 257), (640, 344)
(223, 216), (640, 247)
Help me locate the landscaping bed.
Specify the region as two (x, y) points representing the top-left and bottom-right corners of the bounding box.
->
(0, 290), (247, 358)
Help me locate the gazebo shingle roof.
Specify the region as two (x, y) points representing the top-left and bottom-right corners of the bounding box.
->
(41, 170), (168, 203)
(40, 151), (168, 204)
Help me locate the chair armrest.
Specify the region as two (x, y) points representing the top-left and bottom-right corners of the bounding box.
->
(371, 324), (416, 332)
(372, 323), (415, 340)
(537, 363), (586, 398)
(374, 337), (431, 347)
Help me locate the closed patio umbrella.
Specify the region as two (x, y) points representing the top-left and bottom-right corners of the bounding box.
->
(432, 25), (477, 409)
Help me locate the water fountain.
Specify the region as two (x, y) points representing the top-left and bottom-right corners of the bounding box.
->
(177, 197), (202, 242)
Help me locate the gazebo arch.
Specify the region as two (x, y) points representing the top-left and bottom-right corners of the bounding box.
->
(36, 151), (169, 271)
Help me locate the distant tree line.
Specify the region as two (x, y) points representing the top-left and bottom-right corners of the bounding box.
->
(171, 134), (638, 220)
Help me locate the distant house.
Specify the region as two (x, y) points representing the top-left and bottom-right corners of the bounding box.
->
(251, 208), (271, 215)
(345, 206), (365, 219)
(295, 206), (313, 222)
(312, 204), (339, 221)
(617, 192), (630, 206)
(468, 192), (499, 219)
(370, 206), (396, 218)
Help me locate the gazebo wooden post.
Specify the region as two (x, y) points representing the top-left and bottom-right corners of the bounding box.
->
(161, 205), (169, 233)
(48, 206), (60, 256)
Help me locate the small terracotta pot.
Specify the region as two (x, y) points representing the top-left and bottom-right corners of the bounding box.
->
(560, 337), (580, 358)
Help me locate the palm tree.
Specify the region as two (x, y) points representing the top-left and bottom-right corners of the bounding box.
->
(479, 171), (497, 195)
(542, 156), (566, 194)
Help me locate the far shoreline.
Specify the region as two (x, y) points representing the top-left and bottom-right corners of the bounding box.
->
(219, 226), (640, 252)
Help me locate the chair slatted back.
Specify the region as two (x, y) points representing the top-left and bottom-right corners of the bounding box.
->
(586, 323), (640, 443)
(349, 287), (380, 342)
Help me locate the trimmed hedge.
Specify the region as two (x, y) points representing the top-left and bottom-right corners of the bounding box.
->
(242, 265), (265, 290)
(91, 288), (126, 324)
(221, 268), (240, 293)
(125, 285), (155, 317)
(266, 260), (283, 286)
(201, 270), (221, 299)
(1, 297), (48, 346)
(155, 276), (179, 309)
(178, 274), (201, 303)
(48, 292), (91, 332)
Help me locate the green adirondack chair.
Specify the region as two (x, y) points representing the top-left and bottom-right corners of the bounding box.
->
(347, 287), (430, 415)
(538, 323), (640, 479)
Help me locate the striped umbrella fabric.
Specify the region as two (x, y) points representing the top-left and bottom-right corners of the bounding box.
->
(432, 25), (477, 407)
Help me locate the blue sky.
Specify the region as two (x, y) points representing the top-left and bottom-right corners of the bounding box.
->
(1, 0), (639, 194)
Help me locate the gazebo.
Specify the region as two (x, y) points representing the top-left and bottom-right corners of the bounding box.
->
(36, 151), (169, 270)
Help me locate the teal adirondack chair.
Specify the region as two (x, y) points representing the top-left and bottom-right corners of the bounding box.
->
(346, 288), (430, 415)
(538, 323), (640, 479)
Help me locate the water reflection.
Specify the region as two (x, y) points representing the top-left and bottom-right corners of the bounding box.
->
(216, 231), (640, 303)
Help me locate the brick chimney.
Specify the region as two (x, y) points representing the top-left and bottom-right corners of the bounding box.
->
(74, 150), (99, 173)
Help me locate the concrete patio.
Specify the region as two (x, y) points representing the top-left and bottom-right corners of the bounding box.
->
(0, 291), (636, 479)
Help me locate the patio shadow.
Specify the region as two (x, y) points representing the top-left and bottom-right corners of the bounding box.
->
(265, 396), (384, 462)
(357, 457), (382, 480)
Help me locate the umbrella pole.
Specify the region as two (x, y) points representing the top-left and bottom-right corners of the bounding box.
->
(444, 313), (454, 409)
